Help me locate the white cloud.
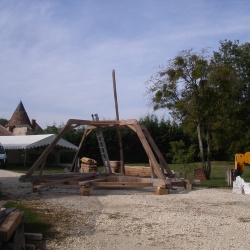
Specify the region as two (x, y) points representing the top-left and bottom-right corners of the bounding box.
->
(0, 0), (249, 128)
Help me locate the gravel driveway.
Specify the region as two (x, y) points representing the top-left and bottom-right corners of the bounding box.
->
(1, 169), (250, 250)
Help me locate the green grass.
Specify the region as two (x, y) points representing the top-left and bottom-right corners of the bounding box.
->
(3, 201), (52, 234)
(126, 161), (250, 187)
(170, 161), (250, 187)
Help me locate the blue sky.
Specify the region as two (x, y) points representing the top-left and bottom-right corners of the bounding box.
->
(0, 0), (249, 128)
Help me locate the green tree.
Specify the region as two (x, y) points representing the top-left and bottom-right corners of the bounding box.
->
(44, 123), (85, 147)
(211, 40), (250, 155)
(0, 118), (8, 127)
(146, 41), (250, 177)
(168, 140), (196, 178)
(146, 49), (219, 178)
(44, 123), (61, 134)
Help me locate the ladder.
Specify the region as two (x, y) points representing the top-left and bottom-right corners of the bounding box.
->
(91, 114), (111, 174)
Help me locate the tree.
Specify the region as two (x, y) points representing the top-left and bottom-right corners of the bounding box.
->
(168, 140), (196, 178)
(44, 123), (61, 134)
(0, 118), (8, 127)
(146, 49), (222, 179)
(44, 123), (85, 147)
(211, 40), (250, 155)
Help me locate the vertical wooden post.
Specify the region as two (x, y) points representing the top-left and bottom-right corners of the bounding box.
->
(112, 69), (125, 174)
(226, 168), (233, 186)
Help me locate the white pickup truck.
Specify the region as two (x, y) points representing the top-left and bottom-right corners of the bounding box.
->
(0, 142), (7, 168)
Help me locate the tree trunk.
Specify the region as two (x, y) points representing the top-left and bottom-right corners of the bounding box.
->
(197, 123), (206, 169)
(204, 128), (212, 179)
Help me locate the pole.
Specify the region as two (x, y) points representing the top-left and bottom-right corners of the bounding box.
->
(112, 69), (119, 120)
(112, 69), (125, 174)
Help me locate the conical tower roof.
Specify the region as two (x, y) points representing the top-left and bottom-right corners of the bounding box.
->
(7, 101), (32, 127)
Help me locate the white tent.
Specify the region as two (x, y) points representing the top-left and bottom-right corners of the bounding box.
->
(0, 134), (78, 150)
(0, 135), (78, 167)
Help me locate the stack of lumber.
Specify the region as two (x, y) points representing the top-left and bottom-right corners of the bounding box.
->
(124, 166), (172, 177)
(194, 168), (206, 180)
(0, 207), (42, 250)
(80, 157), (97, 173)
(125, 166), (152, 177)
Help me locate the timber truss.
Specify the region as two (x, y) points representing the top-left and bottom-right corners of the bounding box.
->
(19, 118), (192, 195)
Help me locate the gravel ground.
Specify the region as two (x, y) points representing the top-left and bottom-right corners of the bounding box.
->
(1, 169), (250, 250)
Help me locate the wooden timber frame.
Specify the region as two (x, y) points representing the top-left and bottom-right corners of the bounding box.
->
(19, 118), (177, 194)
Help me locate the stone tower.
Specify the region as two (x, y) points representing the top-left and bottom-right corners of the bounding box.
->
(6, 101), (43, 135)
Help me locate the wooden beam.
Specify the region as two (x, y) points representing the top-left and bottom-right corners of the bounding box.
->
(87, 182), (153, 187)
(22, 122), (72, 178)
(25, 233), (43, 241)
(106, 175), (151, 182)
(0, 211), (22, 241)
(112, 69), (125, 175)
(141, 126), (173, 177)
(32, 174), (99, 190)
(133, 123), (166, 182)
(79, 178), (108, 186)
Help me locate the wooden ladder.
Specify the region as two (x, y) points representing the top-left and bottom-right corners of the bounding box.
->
(92, 114), (111, 174)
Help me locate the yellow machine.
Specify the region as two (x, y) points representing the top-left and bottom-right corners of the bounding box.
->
(235, 152), (250, 177)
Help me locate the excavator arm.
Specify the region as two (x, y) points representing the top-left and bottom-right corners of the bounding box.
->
(235, 152), (250, 177)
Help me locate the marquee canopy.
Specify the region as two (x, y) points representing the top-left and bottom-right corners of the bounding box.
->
(0, 134), (78, 150)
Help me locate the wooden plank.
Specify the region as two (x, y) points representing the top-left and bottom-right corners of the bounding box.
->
(0, 211), (22, 241)
(0, 207), (17, 221)
(88, 182), (153, 187)
(23, 172), (107, 183)
(37, 175), (94, 187)
(125, 166), (152, 177)
(106, 175), (151, 183)
(12, 211), (25, 250)
(79, 178), (108, 186)
(25, 233), (43, 241)
(32, 173), (100, 185)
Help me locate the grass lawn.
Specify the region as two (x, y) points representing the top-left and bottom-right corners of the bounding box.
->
(3, 201), (52, 234)
(126, 161), (250, 187)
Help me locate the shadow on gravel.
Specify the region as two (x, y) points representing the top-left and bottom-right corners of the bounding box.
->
(0, 173), (203, 249)
(0, 175), (105, 250)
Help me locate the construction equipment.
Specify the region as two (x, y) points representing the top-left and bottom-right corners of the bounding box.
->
(91, 114), (111, 174)
(234, 152), (250, 177)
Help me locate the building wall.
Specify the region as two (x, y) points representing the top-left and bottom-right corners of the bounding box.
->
(12, 127), (33, 135)
(6, 148), (77, 167)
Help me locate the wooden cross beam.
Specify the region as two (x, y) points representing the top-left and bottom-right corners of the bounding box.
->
(20, 118), (170, 188)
